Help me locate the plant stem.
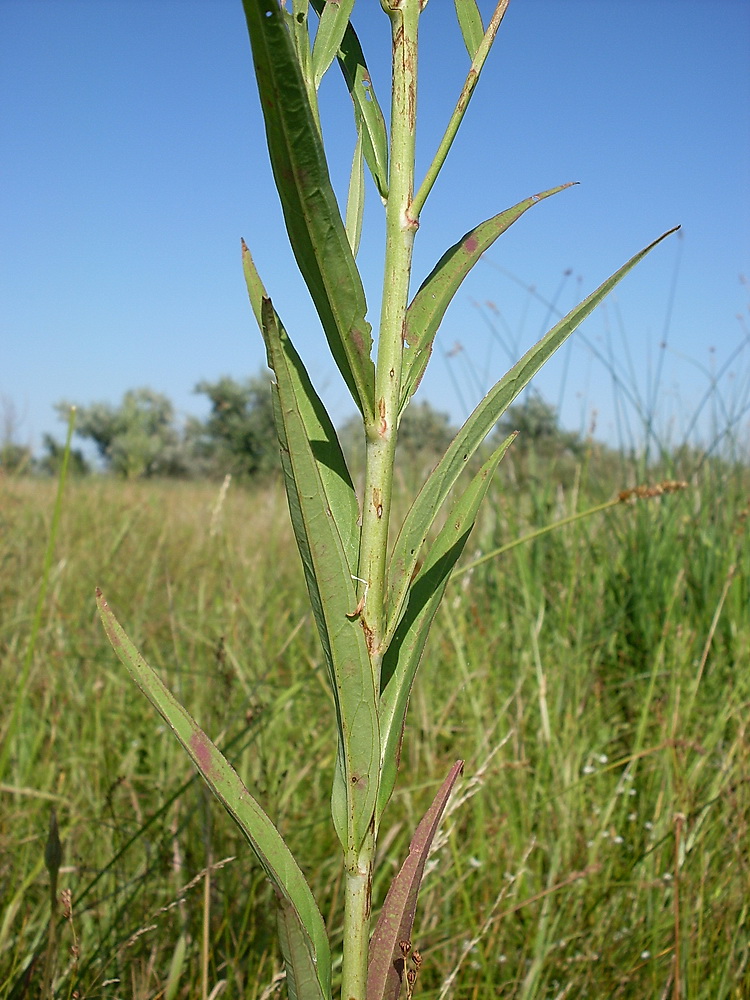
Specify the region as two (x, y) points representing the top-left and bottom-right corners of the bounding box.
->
(343, 4), (421, 998)
(358, 0), (420, 682)
(341, 827), (376, 1000)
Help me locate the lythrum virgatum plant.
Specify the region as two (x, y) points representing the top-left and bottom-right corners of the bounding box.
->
(96, 3), (678, 997)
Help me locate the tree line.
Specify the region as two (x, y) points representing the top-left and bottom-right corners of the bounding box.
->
(1, 375), (584, 481)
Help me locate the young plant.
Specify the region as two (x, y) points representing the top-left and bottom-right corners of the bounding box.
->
(97, 2), (677, 997)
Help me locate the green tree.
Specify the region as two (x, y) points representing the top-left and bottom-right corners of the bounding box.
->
(0, 395), (32, 475)
(496, 391), (583, 458)
(0, 442), (32, 475)
(193, 374), (278, 478)
(57, 388), (183, 478)
(37, 433), (90, 477)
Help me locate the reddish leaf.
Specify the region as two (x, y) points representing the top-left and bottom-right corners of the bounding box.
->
(367, 761), (464, 1000)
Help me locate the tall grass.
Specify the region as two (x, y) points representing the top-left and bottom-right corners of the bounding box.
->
(2, 442), (748, 997)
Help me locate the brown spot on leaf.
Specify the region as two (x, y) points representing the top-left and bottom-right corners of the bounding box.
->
(350, 325), (365, 355)
(190, 730), (218, 782)
(464, 236), (479, 254)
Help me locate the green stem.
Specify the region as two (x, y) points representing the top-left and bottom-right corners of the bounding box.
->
(358, 0), (420, 681)
(343, 4), (421, 998)
(341, 828), (376, 1000)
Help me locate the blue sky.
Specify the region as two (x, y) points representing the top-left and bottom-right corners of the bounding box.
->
(2, 0), (749, 456)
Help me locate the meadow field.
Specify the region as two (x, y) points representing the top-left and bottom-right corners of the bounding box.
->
(1, 446), (748, 998)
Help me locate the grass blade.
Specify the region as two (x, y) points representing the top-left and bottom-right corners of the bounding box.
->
(453, 0), (484, 59)
(261, 300), (380, 854)
(401, 185), (575, 412)
(378, 435), (516, 815)
(242, 0), (375, 417)
(388, 226), (680, 635)
(96, 590), (332, 999)
(367, 761), (464, 1000)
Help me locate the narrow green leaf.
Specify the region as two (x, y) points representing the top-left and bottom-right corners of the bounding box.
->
(242, 242), (360, 573)
(242, 0), (375, 417)
(311, 0), (356, 89)
(367, 762), (464, 1000)
(310, 0), (389, 201)
(164, 935), (188, 1000)
(378, 435), (515, 816)
(454, 0), (484, 59)
(388, 226), (679, 637)
(411, 0), (511, 219)
(262, 300), (380, 854)
(345, 129), (365, 257)
(96, 590), (331, 999)
(277, 893), (329, 1000)
(401, 184), (575, 413)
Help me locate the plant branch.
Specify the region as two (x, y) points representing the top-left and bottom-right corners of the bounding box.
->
(411, 0), (510, 220)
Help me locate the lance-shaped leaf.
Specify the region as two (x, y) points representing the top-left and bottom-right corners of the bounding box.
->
(96, 591), (331, 999)
(261, 300), (380, 854)
(345, 128), (365, 257)
(454, 0), (484, 59)
(311, 0), (356, 88)
(377, 434), (515, 818)
(242, 0), (375, 417)
(310, 0), (389, 201)
(243, 242), (360, 574)
(401, 184), (575, 413)
(367, 761), (464, 1000)
(387, 226), (679, 640)
(277, 893), (328, 1000)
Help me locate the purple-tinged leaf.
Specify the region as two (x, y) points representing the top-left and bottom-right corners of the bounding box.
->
(96, 590), (332, 998)
(367, 762), (464, 1000)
